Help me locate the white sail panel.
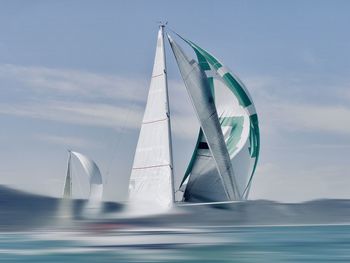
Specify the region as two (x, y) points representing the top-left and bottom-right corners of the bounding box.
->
(128, 26), (174, 210)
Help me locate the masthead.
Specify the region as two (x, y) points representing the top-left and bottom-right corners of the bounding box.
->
(157, 21), (168, 28)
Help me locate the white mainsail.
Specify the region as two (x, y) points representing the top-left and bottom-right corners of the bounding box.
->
(128, 26), (174, 210)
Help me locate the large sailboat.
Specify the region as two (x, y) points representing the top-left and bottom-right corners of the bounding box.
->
(128, 25), (260, 209)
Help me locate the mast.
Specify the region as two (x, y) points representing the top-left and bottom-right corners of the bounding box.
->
(63, 150), (72, 199)
(163, 25), (175, 203)
(128, 25), (174, 209)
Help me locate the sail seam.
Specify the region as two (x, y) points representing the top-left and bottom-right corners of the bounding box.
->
(142, 117), (168, 124)
(133, 164), (171, 170)
(152, 73), (164, 78)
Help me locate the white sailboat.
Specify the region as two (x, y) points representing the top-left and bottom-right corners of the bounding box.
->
(63, 150), (104, 216)
(128, 25), (260, 210)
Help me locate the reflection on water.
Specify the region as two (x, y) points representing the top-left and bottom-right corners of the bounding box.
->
(1, 185), (350, 262)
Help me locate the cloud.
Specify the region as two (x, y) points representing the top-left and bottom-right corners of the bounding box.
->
(36, 134), (99, 149)
(244, 75), (350, 136)
(0, 64), (197, 139)
(0, 101), (143, 130)
(1, 63), (350, 140)
(0, 64), (148, 102)
(275, 104), (350, 134)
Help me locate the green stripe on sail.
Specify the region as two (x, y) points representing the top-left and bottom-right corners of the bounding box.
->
(220, 116), (244, 156)
(188, 41), (222, 70)
(249, 114), (259, 159)
(175, 35), (222, 70)
(184, 38), (252, 108)
(208, 77), (214, 98)
(222, 73), (252, 107)
(243, 114), (260, 196)
(193, 48), (211, 71)
(190, 43), (215, 97)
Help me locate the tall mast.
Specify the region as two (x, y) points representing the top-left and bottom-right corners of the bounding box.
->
(161, 24), (175, 202)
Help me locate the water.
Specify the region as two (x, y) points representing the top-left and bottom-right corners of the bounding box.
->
(2, 186), (350, 262)
(1, 225), (350, 262)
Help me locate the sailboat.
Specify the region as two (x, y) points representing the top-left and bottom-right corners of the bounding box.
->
(63, 150), (104, 216)
(128, 25), (260, 209)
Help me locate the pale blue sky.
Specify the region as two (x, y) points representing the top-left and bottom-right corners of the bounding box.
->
(0, 0), (349, 202)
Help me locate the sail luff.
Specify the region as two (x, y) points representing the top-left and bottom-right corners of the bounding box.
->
(63, 151), (72, 199)
(167, 35), (241, 200)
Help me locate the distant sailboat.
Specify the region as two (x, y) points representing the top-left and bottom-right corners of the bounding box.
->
(63, 150), (104, 216)
(128, 25), (260, 209)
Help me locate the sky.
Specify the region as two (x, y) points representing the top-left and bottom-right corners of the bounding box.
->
(0, 0), (349, 202)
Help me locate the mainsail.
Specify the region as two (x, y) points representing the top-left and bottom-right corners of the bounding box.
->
(128, 26), (174, 209)
(169, 33), (260, 202)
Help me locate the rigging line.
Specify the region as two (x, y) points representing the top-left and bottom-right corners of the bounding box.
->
(165, 27), (180, 38)
(132, 164), (171, 170)
(105, 101), (138, 179)
(142, 117), (168, 124)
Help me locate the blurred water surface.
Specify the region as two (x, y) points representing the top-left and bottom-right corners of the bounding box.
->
(1, 225), (350, 262)
(1, 186), (350, 262)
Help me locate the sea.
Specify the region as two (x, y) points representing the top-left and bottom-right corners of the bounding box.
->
(1, 186), (350, 262)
